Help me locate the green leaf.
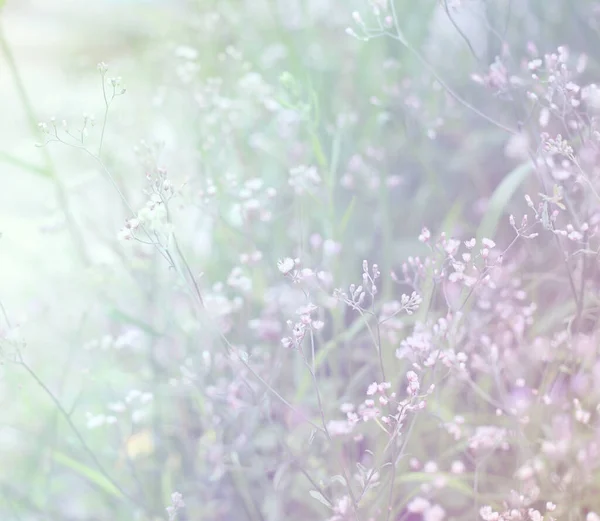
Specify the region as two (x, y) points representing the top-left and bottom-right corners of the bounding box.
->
(309, 130), (327, 170)
(477, 161), (533, 242)
(51, 451), (124, 499)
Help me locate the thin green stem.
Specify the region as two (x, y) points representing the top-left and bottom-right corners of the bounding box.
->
(384, 1), (517, 135)
(98, 72), (110, 156)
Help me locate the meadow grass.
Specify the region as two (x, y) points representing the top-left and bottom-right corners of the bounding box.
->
(2, 1), (600, 520)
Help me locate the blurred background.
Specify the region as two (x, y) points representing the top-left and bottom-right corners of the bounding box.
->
(2, 0), (600, 520)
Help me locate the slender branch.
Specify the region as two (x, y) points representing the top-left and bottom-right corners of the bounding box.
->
(442, 0), (481, 62)
(384, 1), (517, 135)
(98, 70), (110, 156)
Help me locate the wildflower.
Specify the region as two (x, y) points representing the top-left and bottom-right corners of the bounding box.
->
(166, 492), (185, 521)
(277, 257), (295, 275)
(528, 509), (543, 521)
(406, 371), (420, 395)
(480, 506), (500, 521)
(328, 496), (351, 521)
(289, 165), (321, 195)
(117, 228), (133, 241)
(85, 413), (106, 429)
(419, 227), (431, 243)
(312, 319), (324, 330)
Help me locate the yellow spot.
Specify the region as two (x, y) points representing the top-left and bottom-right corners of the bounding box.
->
(124, 429), (154, 460)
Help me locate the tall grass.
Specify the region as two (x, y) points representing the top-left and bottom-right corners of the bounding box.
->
(2, 1), (600, 520)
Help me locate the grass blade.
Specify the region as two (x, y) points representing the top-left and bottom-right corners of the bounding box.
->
(477, 161), (533, 241)
(51, 450), (124, 499)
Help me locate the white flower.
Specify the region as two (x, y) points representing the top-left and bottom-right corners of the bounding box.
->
(118, 228), (133, 241)
(288, 165), (321, 195)
(85, 413), (106, 429)
(277, 257), (295, 275)
(127, 217), (140, 230)
(312, 320), (324, 330)
(366, 382), (378, 395)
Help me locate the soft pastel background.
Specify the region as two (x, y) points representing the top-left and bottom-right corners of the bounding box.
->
(2, 1), (600, 521)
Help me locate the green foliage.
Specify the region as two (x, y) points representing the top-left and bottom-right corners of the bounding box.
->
(2, 1), (600, 521)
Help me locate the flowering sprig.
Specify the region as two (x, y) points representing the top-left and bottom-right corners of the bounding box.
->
(166, 492), (185, 521)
